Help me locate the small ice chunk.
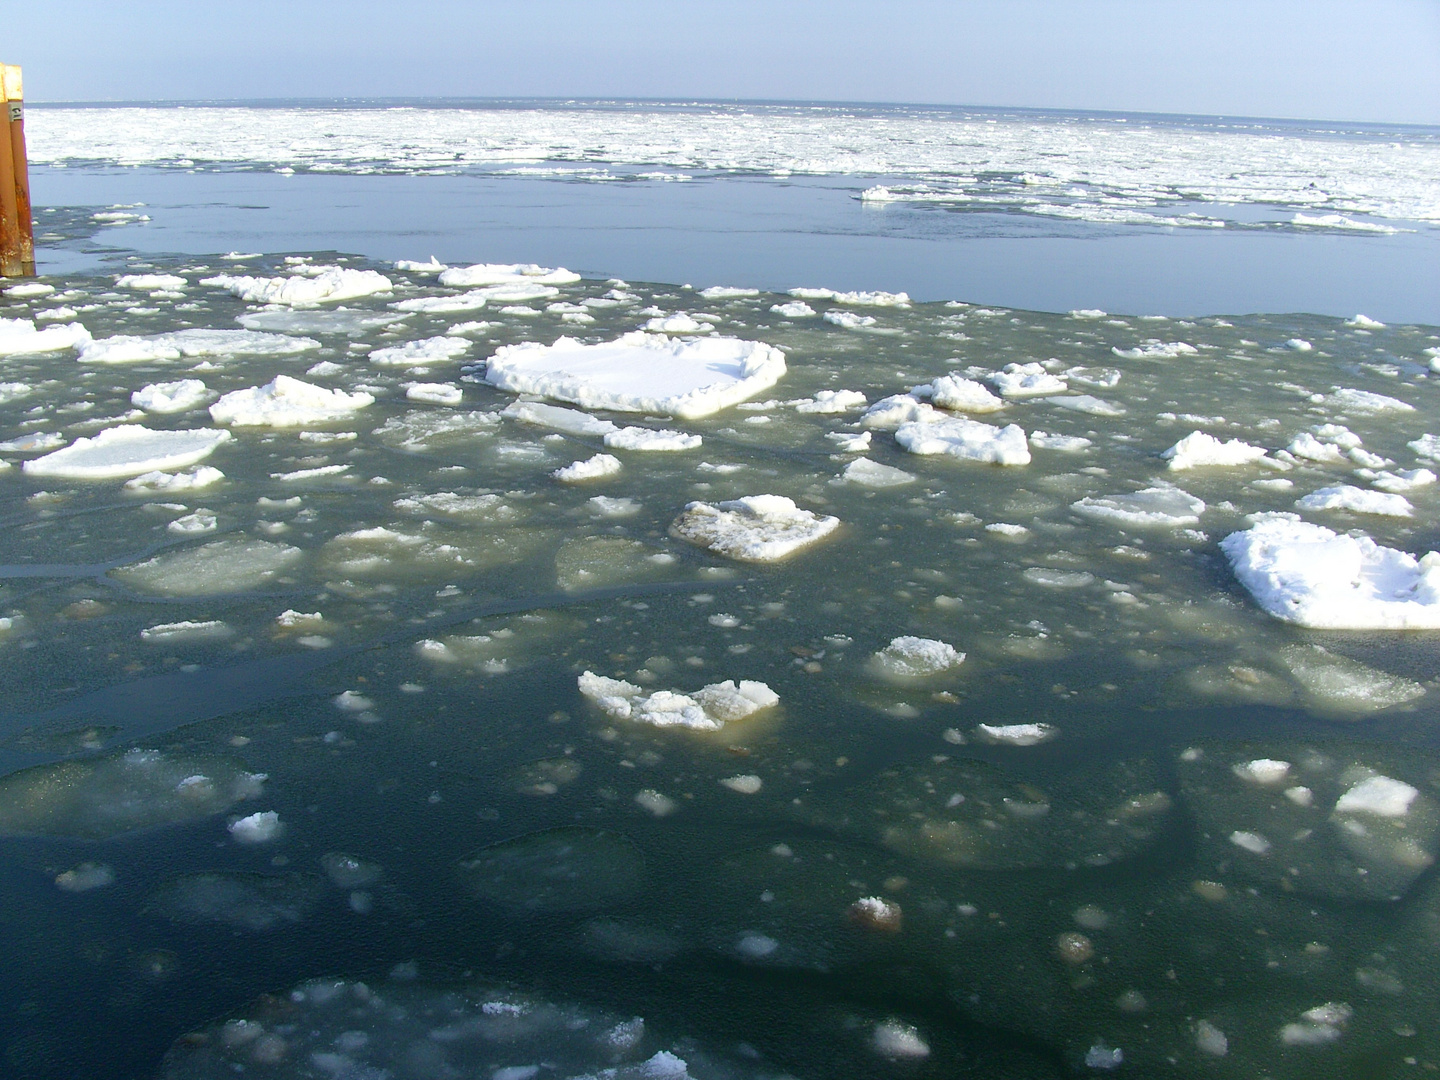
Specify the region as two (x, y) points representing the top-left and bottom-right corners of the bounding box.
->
(1326, 387), (1414, 414)
(132, 379), (211, 414)
(827, 430), (872, 452)
(1347, 314), (1385, 328)
(1288, 432), (1348, 463)
(737, 933), (779, 959)
(975, 723), (1057, 746)
(406, 382), (463, 405)
(670, 495), (840, 562)
(553, 453), (622, 482)
(988, 362), (1067, 397)
(1286, 338), (1314, 351)
(394, 256), (447, 273)
(871, 1020), (929, 1059)
(719, 774), (763, 794)
(896, 417), (1031, 465)
(438, 262), (579, 287)
(642, 312), (712, 334)
(634, 789), (676, 816)
(839, 458), (916, 488)
(770, 300), (816, 318)
(1030, 431), (1092, 452)
(210, 375), (373, 427)
(1371, 468), (1435, 493)
(3, 282), (55, 298)
(124, 465), (224, 492)
(369, 335), (470, 367)
(485, 331), (786, 419)
(201, 267), (392, 306)
(1334, 775), (1419, 818)
(578, 672), (779, 730)
(140, 618), (230, 642)
(870, 636), (964, 678)
(795, 389), (868, 414)
(116, 273), (186, 290)
(861, 394), (941, 429)
(1232, 759), (1291, 785)
(604, 426), (702, 451)
(1084, 1044), (1124, 1070)
(1043, 394), (1126, 417)
(503, 399), (618, 436)
(333, 690), (376, 713)
(1112, 340), (1198, 359)
(229, 811), (282, 844)
(823, 309), (877, 329)
(1163, 431), (1269, 470)
(588, 495), (641, 517)
(23, 426), (231, 480)
(1297, 485), (1412, 517)
(1229, 830), (1272, 855)
(1072, 485), (1204, 527)
(930, 375), (1005, 413)
(1220, 518), (1440, 629)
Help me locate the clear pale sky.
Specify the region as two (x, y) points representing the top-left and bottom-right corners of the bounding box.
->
(9, 0), (1439, 124)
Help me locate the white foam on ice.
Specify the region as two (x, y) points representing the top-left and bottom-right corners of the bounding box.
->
(1220, 516), (1440, 629)
(670, 494), (840, 562)
(0, 316), (92, 356)
(1072, 485), (1204, 527)
(603, 426), (702, 451)
(210, 375), (374, 427)
(485, 332), (786, 419)
(132, 379), (213, 414)
(23, 425), (231, 480)
(1163, 431), (1269, 470)
(553, 453), (622, 482)
(201, 267), (393, 306)
(369, 335), (470, 367)
(870, 636), (964, 678)
(896, 417), (1031, 465)
(1297, 484), (1412, 517)
(578, 671), (779, 731)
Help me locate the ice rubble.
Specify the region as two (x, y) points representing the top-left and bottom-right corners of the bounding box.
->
(78, 328), (320, 364)
(861, 395), (941, 429)
(895, 417), (1032, 465)
(22, 425), (231, 480)
(1112, 341), (1198, 360)
(124, 465), (224, 492)
(579, 671), (779, 731)
(368, 334), (470, 366)
(132, 379), (212, 414)
(485, 332), (787, 418)
(670, 495), (840, 562)
(0, 316), (91, 355)
(210, 375), (374, 426)
(988, 362), (1067, 397)
(868, 636), (965, 678)
(554, 453), (622, 482)
(1162, 430), (1270, 470)
(201, 266), (393, 305)
(1221, 517), (1440, 629)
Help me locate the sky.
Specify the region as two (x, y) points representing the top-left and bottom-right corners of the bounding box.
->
(7, 0), (1440, 124)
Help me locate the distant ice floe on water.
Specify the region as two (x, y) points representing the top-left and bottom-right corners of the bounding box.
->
(28, 103), (1440, 227)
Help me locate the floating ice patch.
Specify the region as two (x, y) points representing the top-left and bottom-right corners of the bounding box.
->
(1112, 340), (1198, 359)
(3, 282), (54, 298)
(1296, 484), (1412, 517)
(1072, 485), (1204, 527)
(115, 273), (186, 290)
(872, 1021), (930, 1059)
(140, 619), (230, 641)
(368, 335), (470, 367)
(1162, 431), (1269, 470)
(771, 300), (816, 318)
(201, 267), (393, 306)
(394, 256), (447, 273)
(132, 379), (212, 414)
(1347, 314), (1386, 329)
(823, 309), (877, 329)
(374, 409), (500, 451)
(604, 426), (701, 451)
(790, 287), (910, 307)
(1288, 432), (1347, 463)
(794, 389), (867, 414)
(554, 453), (622, 482)
(642, 312), (713, 334)
(869, 636), (964, 678)
(405, 382), (463, 405)
(670, 494), (840, 562)
(124, 465), (224, 492)
(988, 362), (1067, 397)
(578, 671), (779, 731)
(1232, 759), (1291, 785)
(1369, 468), (1435, 493)
(0, 316), (91, 356)
(838, 458), (917, 488)
(699, 285), (758, 299)
(55, 863), (115, 892)
(1030, 431), (1092, 452)
(112, 538), (302, 595)
(486, 332), (786, 419)
(1409, 434), (1440, 460)
(861, 394), (941, 429)
(1220, 517), (1440, 629)
(1334, 775), (1419, 818)
(975, 723), (1058, 746)
(437, 262), (580, 287)
(22, 425), (231, 480)
(502, 399), (618, 435)
(1043, 394), (1126, 417)
(896, 417), (1031, 465)
(210, 375), (374, 427)
(236, 308), (404, 334)
(1325, 387), (1414, 414)
(229, 810), (282, 844)
(930, 375), (1004, 412)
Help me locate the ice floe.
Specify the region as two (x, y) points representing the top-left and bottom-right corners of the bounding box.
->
(22, 425), (231, 480)
(210, 375), (374, 426)
(1072, 485), (1204, 527)
(604, 426), (702, 451)
(553, 453), (622, 482)
(579, 671), (779, 731)
(670, 494), (840, 562)
(132, 379), (212, 414)
(437, 262), (580, 287)
(929, 375), (1005, 412)
(112, 538), (302, 595)
(868, 636), (965, 678)
(201, 266), (393, 305)
(837, 458), (916, 488)
(0, 316), (91, 355)
(368, 334), (470, 366)
(988, 362), (1067, 397)
(1162, 430), (1270, 470)
(485, 332), (786, 418)
(1296, 484), (1412, 517)
(896, 417), (1031, 465)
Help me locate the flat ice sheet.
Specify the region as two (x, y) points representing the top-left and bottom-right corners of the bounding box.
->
(210, 375), (375, 427)
(485, 332), (786, 419)
(201, 267), (392, 306)
(670, 494), (839, 562)
(22, 425), (231, 480)
(895, 417), (1031, 465)
(1221, 517), (1440, 629)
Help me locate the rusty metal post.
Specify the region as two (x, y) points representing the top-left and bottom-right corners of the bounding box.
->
(5, 65), (34, 276)
(0, 65), (19, 278)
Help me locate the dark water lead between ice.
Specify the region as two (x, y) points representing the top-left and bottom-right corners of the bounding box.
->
(0, 202), (1438, 1079)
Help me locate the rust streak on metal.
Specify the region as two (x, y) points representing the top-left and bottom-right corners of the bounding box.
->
(1, 64), (33, 278)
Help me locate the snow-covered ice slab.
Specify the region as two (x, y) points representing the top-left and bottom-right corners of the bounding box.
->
(603, 426), (702, 451)
(236, 309), (404, 334)
(838, 458), (916, 488)
(1072, 485), (1205, 527)
(1221, 517), (1440, 629)
(502, 400), (618, 436)
(22, 425), (231, 480)
(210, 375), (374, 427)
(485, 331), (786, 419)
(929, 376), (1004, 412)
(437, 262), (580, 287)
(132, 379), (212, 414)
(201, 267), (392, 306)
(368, 335), (470, 367)
(670, 494), (839, 562)
(0, 316), (91, 356)
(869, 636), (965, 678)
(1296, 485), (1412, 517)
(988, 363), (1066, 397)
(1163, 430), (1269, 470)
(78, 329), (320, 365)
(896, 417), (1031, 465)
(579, 671), (779, 730)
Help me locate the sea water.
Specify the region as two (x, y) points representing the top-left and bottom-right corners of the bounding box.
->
(0, 100), (1438, 1079)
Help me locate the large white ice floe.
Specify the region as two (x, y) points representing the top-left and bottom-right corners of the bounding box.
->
(484, 332), (787, 419)
(22, 425), (231, 480)
(77, 328), (320, 365)
(1220, 516), (1440, 629)
(789, 286), (910, 307)
(869, 636), (965, 679)
(368, 335), (470, 366)
(1296, 484), (1413, 517)
(200, 266), (393, 306)
(895, 417), (1031, 465)
(437, 262), (580, 287)
(0, 316), (91, 356)
(1071, 485), (1205, 528)
(670, 494), (840, 562)
(1162, 430), (1270, 470)
(578, 671), (779, 731)
(209, 375), (374, 427)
